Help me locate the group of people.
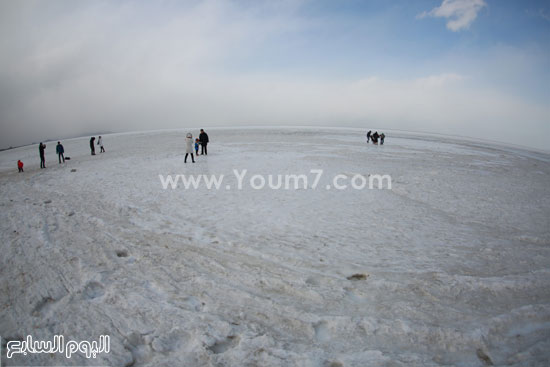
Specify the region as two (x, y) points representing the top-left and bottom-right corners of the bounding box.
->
(18, 136), (107, 172)
(184, 129), (209, 163)
(18, 127), (386, 172)
(19, 129), (210, 172)
(366, 130), (385, 145)
(89, 136), (105, 155)
(35, 141), (70, 170)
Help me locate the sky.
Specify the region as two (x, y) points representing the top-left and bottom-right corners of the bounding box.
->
(1, 0), (549, 150)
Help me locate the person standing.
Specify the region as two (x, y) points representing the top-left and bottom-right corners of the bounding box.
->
(98, 136), (105, 153)
(56, 141), (65, 163)
(185, 133), (195, 163)
(18, 160), (24, 172)
(39, 142), (46, 168)
(366, 130), (372, 143)
(199, 129), (209, 155)
(90, 137), (96, 155)
(380, 133), (385, 145)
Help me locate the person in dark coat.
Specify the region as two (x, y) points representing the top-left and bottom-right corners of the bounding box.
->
(90, 137), (96, 155)
(56, 141), (65, 163)
(39, 142), (46, 168)
(372, 131), (379, 145)
(366, 130), (372, 143)
(380, 133), (385, 145)
(199, 129), (209, 155)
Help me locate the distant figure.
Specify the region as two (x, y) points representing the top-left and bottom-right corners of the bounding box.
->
(195, 138), (200, 155)
(39, 142), (46, 168)
(98, 135), (105, 153)
(185, 133), (195, 163)
(372, 131), (379, 145)
(90, 137), (96, 155)
(18, 160), (24, 172)
(380, 133), (385, 145)
(56, 141), (65, 163)
(199, 129), (209, 155)
(366, 130), (372, 143)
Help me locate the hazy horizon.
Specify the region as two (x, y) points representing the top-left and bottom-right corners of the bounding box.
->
(1, 0), (549, 150)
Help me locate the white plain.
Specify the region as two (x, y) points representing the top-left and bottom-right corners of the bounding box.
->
(1, 128), (549, 366)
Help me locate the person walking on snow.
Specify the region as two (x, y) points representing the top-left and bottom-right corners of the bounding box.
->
(98, 136), (105, 153)
(39, 142), (46, 168)
(199, 129), (209, 155)
(185, 133), (195, 163)
(195, 138), (200, 155)
(366, 130), (372, 143)
(90, 137), (96, 155)
(18, 160), (24, 172)
(372, 131), (379, 145)
(56, 141), (65, 163)
(380, 133), (385, 145)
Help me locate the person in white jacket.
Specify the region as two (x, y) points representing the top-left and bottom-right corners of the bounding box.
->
(185, 133), (195, 163)
(97, 136), (105, 153)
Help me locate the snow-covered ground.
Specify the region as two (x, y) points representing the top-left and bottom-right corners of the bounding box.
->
(1, 128), (549, 366)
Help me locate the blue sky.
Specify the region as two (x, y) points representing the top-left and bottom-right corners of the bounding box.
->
(227, 0), (549, 92)
(0, 0), (549, 149)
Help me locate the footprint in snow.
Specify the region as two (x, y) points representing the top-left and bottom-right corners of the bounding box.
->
(182, 296), (203, 311)
(313, 321), (330, 343)
(84, 281), (105, 299)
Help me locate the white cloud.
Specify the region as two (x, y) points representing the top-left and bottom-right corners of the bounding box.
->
(413, 73), (465, 87)
(418, 0), (487, 31)
(536, 8), (550, 22)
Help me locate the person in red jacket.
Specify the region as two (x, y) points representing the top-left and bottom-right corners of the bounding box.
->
(18, 160), (24, 172)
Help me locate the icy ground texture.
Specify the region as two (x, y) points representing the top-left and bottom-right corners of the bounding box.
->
(1, 128), (549, 366)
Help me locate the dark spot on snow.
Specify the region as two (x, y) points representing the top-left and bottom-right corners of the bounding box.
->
(124, 355), (136, 367)
(68, 211), (75, 216)
(32, 296), (55, 316)
(116, 249), (129, 257)
(347, 273), (368, 281)
(476, 348), (493, 366)
(207, 335), (239, 354)
(324, 361), (344, 367)
(71, 169), (77, 172)
(2, 336), (24, 349)
(44, 200), (52, 204)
